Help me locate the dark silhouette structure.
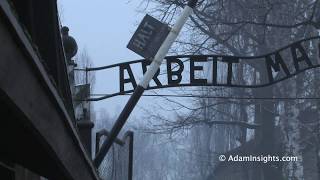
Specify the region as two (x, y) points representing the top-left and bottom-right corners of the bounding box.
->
(0, 1), (98, 179)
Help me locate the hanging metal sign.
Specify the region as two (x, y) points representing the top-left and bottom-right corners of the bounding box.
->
(84, 36), (320, 101)
(94, 1), (197, 167)
(127, 14), (171, 59)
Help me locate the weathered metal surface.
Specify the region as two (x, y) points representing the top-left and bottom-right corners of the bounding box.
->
(80, 37), (320, 101)
(127, 14), (170, 59)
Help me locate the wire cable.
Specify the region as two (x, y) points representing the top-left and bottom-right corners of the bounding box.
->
(89, 93), (320, 100)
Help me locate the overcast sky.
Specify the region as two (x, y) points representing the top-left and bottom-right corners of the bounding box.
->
(59, 0), (152, 122)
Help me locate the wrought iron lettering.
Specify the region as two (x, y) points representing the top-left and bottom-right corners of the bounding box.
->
(84, 36), (320, 101)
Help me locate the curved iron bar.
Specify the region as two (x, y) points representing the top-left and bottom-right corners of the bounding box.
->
(95, 130), (134, 153)
(85, 64), (320, 101)
(81, 36), (320, 71)
(76, 36), (320, 101)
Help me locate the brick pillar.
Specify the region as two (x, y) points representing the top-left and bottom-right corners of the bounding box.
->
(77, 108), (94, 157)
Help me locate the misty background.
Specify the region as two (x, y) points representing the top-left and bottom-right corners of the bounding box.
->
(59, 0), (320, 180)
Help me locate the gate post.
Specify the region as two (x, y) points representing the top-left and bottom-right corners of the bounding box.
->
(77, 108), (94, 156)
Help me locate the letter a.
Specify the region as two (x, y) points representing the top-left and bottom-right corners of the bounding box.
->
(119, 64), (137, 93)
(291, 43), (312, 71)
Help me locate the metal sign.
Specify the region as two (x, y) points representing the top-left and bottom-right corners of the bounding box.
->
(127, 14), (170, 59)
(94, 1), (196, 167)
(83, 36), (320, 101)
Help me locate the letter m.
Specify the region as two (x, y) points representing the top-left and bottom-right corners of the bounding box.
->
(265, 52), (290, 82)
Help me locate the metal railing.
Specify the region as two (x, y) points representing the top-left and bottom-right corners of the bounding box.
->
(95, 129), (133, 180)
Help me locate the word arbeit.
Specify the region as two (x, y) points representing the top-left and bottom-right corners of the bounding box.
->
(120, 37), (320, 93)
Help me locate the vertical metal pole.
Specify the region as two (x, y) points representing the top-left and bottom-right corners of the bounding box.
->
(85, 67), (88, 85)
(95, 132), (101, 156)
(93, 0), (198, 167)
(128, 131), (134, 180)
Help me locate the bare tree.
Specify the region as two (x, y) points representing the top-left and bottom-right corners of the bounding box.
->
(74, 47), (95, 88)
(136, 0), (320, 179)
